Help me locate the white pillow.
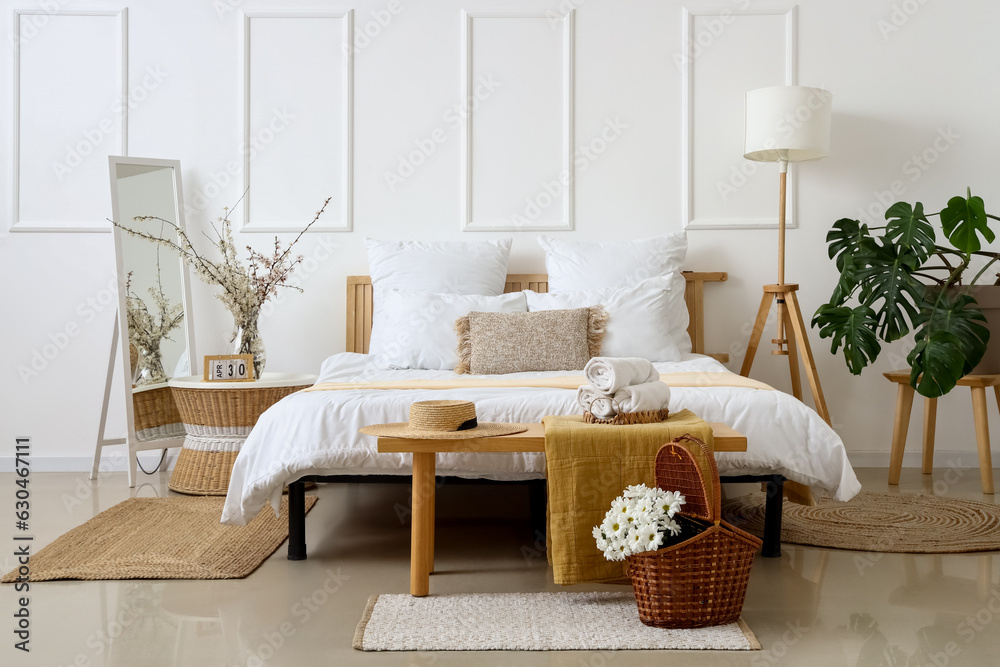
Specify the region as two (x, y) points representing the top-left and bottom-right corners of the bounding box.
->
(366, 238), (512, 296)
(368, 290), (527, 370)
(538, 233), (687, 292)
(525, 278), (686, 362)
(366, 238), (513, 352)
(537, 233), (690, 354)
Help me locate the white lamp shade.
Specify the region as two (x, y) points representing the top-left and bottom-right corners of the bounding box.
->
(744, 86), (832, 163)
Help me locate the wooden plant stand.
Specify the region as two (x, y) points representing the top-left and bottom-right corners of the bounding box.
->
(884, 369), (1000, 494)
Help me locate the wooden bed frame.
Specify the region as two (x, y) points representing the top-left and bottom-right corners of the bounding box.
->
(286, 269), (794, 562)
(346, 271), (730, 363)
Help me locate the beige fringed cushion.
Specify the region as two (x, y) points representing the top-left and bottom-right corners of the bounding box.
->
(455, 307), (607, 375)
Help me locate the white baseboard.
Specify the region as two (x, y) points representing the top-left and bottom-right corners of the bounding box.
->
(0, 451), (178, 474)
(847, 449), (984, 470)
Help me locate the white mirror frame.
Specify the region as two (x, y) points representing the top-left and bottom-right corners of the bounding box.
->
(94, 156), (197, 487)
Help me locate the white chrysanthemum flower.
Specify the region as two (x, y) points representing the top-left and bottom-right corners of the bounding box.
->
(592, 525), (608, 551)
(641, 524), (664, 553)
(665, 490), (686, 509)
(626, 521), (650, 554)
(610, 497), (629, 517)
(596, 484), (689, 561)
(663, 517), (682, 537)
(624, 483), (650, 498)
(603, 516), (626, 539)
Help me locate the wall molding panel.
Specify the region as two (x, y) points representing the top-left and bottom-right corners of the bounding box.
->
(681, 6), (797, 230)
(241, 11), (354, 232)
(461, 10), (575, 232)
(11, 10), (128, 233)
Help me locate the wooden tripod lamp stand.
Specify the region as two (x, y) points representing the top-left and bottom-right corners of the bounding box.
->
(740, 86), (833, 425)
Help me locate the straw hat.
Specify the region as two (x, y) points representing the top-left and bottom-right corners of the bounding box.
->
(359, 400), (527, 439)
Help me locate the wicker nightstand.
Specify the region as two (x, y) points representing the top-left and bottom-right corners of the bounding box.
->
(167, 373), (316, 495)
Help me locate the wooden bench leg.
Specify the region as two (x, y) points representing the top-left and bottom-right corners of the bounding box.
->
(287, 480), (307, 560)
(427, 473), (435, 574)
(922, 397), (937, 474)
(970, 386), (994, 494)
(411, 453), (436, 596)
(888, 382), (915, 485)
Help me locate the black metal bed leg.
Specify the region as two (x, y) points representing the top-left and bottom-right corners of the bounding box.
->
(761, 476), (785, 558)
(288, 480), (307, 561)
(528, 479), (547, 537)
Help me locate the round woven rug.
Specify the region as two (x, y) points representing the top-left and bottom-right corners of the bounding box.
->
(722, 491), (1000, 553)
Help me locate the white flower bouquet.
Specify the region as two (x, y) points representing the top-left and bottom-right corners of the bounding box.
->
(593, 483), (687, 561)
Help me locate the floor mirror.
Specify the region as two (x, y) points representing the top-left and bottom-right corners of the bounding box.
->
(93, 157), (197, 487)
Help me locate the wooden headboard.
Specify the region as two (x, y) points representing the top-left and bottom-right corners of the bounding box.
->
(346, 271), (729, 363)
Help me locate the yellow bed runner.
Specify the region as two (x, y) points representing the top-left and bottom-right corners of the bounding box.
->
(543, 411), (715, 586)
(302, 372), (775, 393)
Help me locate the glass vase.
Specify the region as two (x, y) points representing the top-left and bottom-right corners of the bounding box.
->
(136, 345), (167, 386)
(232, 315), (266, 380)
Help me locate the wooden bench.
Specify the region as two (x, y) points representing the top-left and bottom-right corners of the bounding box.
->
(376, 421), (747, 596)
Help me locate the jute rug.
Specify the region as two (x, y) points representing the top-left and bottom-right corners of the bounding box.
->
(722, 491), (1000, 553)
(353, 592), (760, 651)
(1, 496), (316, 582)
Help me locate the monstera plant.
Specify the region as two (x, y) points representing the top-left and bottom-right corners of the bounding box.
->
(812, 188), (1000, 398)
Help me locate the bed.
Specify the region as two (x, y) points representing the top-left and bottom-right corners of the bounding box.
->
(221, 272), (861, 557)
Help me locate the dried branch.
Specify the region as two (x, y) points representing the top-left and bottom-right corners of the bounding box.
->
(110, 196), (331, 334)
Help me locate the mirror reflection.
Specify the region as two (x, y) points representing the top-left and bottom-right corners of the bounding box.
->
(113, 163), (190, 385)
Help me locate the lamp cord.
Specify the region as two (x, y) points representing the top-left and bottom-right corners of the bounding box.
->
(137, 449), (168, 475)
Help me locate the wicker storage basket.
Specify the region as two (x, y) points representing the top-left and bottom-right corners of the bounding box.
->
(626, 435), (762, 628)
(583, 409), (669, 425)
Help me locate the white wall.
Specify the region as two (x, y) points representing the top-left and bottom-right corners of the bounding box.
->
(2, 0), (1000, 472)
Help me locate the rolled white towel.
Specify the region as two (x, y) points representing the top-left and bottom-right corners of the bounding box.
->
(612, 380), (671, 414)
(577, 385), (611, 416)
(589, 397), (617, 420)
(584, 357), (659, 394)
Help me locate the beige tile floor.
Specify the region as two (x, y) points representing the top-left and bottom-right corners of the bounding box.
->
(2, 467), (999, 666)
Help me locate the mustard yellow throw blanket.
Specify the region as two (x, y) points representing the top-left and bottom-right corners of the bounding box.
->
(542, 411), (715, 586)
(302, 372), (775, 393)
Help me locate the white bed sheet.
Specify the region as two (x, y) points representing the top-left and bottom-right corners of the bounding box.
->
(222, 353), (861, 525)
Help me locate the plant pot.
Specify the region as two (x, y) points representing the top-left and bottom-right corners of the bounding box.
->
(967, 285), (1000, 374)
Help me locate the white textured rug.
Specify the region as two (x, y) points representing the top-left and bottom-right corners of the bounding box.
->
(353, 592), (760, 651)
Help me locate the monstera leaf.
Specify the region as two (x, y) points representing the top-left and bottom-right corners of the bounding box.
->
(856, 240), (925, 341)
(812, 304), (881, 374)
(828, 252), (862, 307)
(941, 189), (993, 253)
(907, 291), (990, 397)
(885, 202), (936, 263)
(826, 218), (874, 271)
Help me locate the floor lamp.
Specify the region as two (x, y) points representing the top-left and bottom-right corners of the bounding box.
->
(740, 85), (833, 426)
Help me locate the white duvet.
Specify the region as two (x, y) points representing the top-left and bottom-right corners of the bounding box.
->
(222, 353), (861, 525)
